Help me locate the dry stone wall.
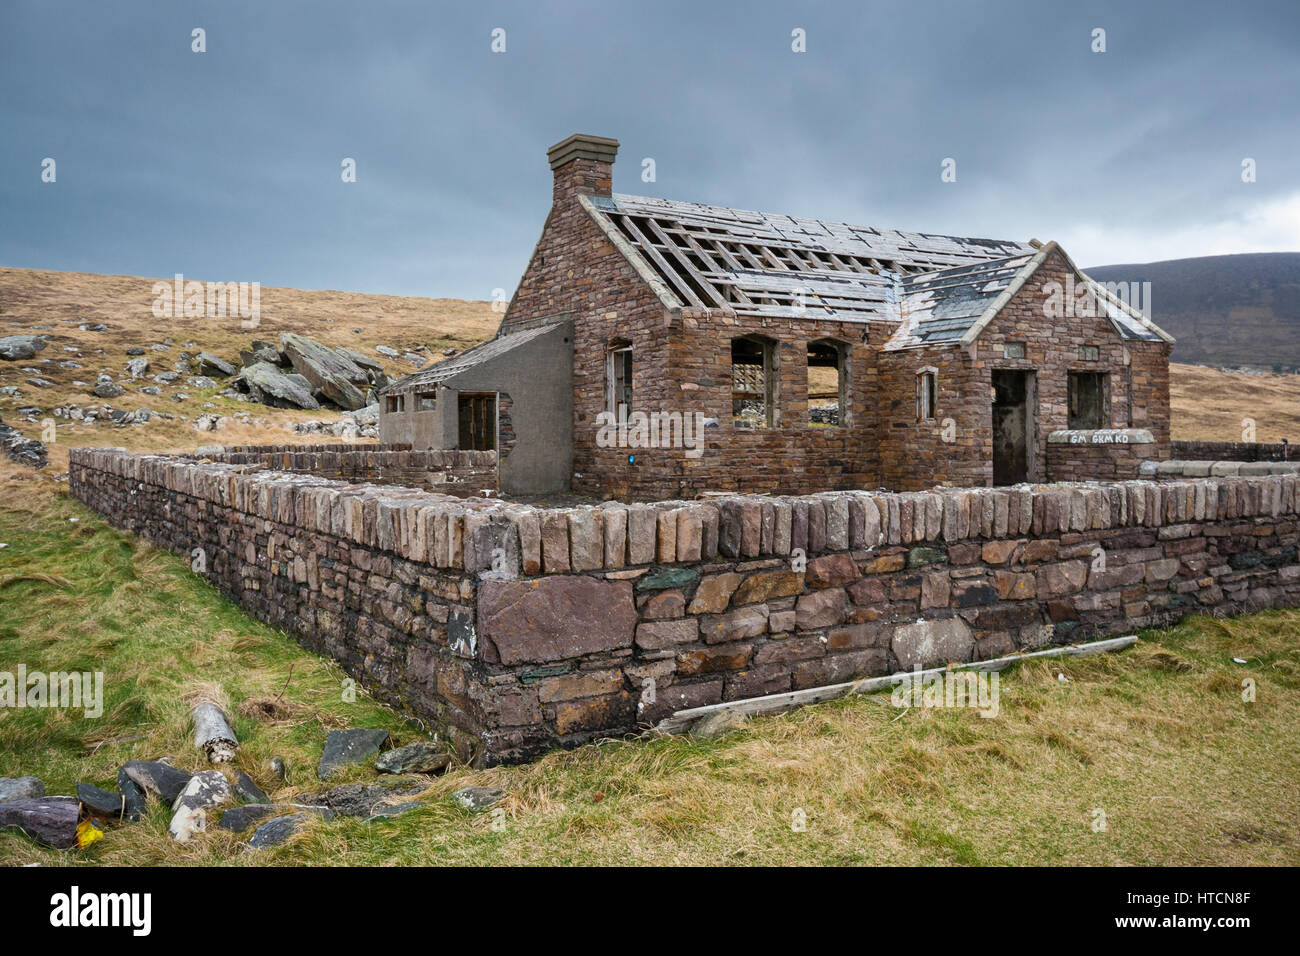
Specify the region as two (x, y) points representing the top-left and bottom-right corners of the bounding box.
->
(190, 443), (497, 496)
(71, 446), (1300, 764)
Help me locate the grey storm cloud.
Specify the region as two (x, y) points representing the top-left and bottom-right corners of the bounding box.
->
(1, 0), (1297, 297)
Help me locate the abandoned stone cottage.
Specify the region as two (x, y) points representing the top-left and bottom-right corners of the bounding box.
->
(379, 133), (1174, 499)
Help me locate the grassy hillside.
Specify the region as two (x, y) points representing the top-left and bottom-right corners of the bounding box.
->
(0, 267), (500, 469)
(1, 472), (1297, 865)
(1088, 253), (1300, 368)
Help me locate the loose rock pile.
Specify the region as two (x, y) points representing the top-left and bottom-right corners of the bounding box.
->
(0, 705), (500, 854)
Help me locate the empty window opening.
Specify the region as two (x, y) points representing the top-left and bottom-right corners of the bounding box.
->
(1068, 372), (1109, 429)
(415, 391), (437, 411)
(385, 394), (405, 414)
(732, 336), (776, 428)
(808, 339), (846, 427)
(606, 343), (633, 416)
(916, 369), (937, 421)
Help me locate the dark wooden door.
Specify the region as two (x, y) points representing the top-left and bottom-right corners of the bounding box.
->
(457, 393), (496, 451)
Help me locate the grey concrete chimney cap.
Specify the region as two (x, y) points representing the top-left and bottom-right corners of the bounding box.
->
(547, 133), (619, 170)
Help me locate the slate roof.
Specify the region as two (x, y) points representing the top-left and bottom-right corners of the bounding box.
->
(382, 323), (557, 393)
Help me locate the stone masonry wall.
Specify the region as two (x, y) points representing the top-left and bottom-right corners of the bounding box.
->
(70, 447), (1300, 764)
(1171, 440), (1295, 463)
(191, 443), (498, 496)
(1046, 429), (1155, 482)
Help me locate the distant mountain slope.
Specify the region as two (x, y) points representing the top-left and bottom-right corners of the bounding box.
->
(1086, 253), (1300, 368)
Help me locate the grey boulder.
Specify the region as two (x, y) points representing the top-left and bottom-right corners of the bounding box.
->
(280, 333), (368, 410)
(0, 335), (47, 361)
(375, 741), (451, 775)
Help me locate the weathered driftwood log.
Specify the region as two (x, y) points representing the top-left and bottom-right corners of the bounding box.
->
(0, 796), (79, 848)
(192, 702), (238, 763)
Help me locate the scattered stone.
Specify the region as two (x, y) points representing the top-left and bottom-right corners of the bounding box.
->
(0, 335), (48, 361)
(232, 769), (269, 804)
(365, 801), (423, 821)
(375, 741), (451, 775)
(187, 375), (218, 390)
(0, 796), (78, 848)
(0, 419), (48, 468)
(0, 776), (45, 803)
(196, 352), (236, 377)
(195, 414), (225, 432)
(249, 813), (311, 848)
(121, 760), (193, 804)
(125, 357), (149, 377)
(374, 344), (400, 358)
(297, 780), (426, 818)
(114, 768), (146, 821)
(79, 323), (108, 332)
(75, 782), (131, 821)
(269, 756), (287, 782)
(125, 347), (146, 356)
(168, 769), (232, 842)
(219, 803), (333, 833)
(140, 385), (162, 396)
(26, 377), (55, 389)
(317, 728), (390, 779)
(451, 786), (504, 812)
(92, 380), (125, 399)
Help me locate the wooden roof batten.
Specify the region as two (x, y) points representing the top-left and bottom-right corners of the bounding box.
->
(582, 192), (1040, 323)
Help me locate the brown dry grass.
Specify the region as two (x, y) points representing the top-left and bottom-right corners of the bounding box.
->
(0, 266), (499, 468)
(1169, 362), (1300, 442)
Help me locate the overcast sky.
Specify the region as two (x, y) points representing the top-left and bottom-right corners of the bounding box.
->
(2, 0), (1297, 299)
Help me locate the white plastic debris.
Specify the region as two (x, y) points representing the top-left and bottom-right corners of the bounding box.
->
(1232, 658), (1248, 664)
(1057, 673), (1070, 683)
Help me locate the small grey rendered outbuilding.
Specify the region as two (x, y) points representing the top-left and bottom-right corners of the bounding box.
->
(378, 319), (573, 495)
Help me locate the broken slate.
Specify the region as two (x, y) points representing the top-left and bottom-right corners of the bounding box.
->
(121, 760), (193, 804)
(375, 741), (451, 775)
(317, 728), (390, 779)
(249, 813), (309, 849)
(232, 769), (269, 804)
(75, 782), (132, 821)
(218, 803), (334, 833)
(296, 780), (425, 818)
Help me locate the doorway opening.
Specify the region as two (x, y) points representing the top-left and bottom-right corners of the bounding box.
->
(992, 370), (1035, 485)
(457, 392), (497, 451)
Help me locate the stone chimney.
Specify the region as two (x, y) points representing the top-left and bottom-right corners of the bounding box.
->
(547, 133), (618, 204)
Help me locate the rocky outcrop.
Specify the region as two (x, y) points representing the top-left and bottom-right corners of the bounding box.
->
(234, 361), (320, 409)
(280, 333), (368, 410)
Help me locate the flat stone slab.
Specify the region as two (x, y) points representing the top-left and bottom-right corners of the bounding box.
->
(364, 801), (424, 822)
(478, 577), (636, 665)
(250, 813), (309, 849)
(218, 803), (335, 833)
(232, 769), (269, 804)
(297, 780), (426, 818)
(375, 741), (451, 775)
(75, 781), (132, 821)
(317, 728), (391, 779)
